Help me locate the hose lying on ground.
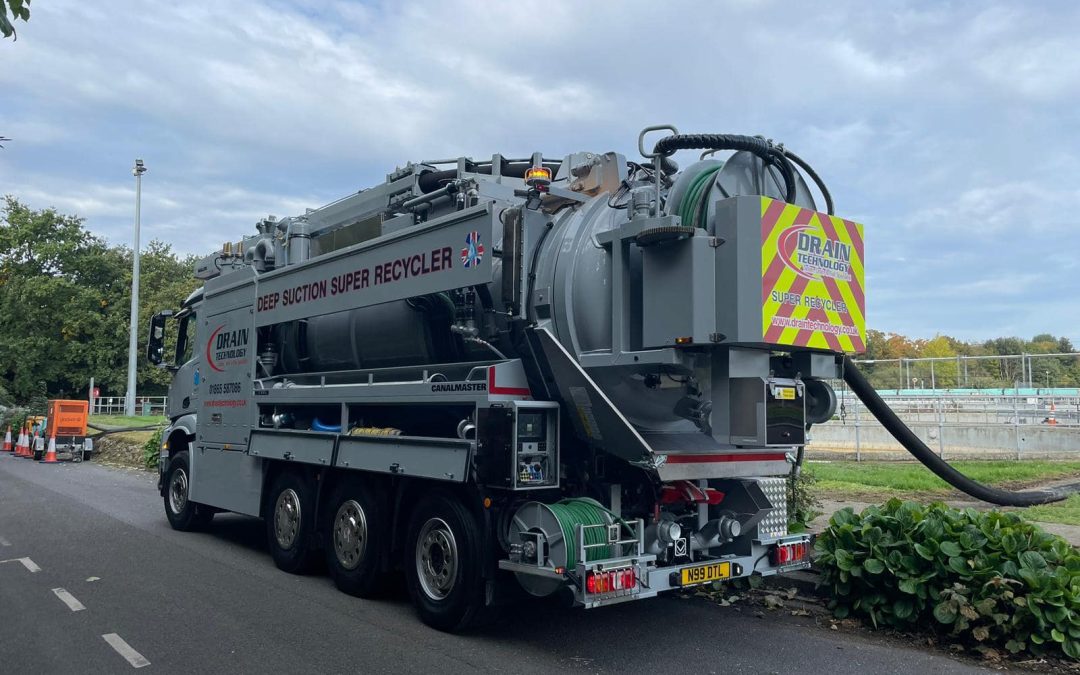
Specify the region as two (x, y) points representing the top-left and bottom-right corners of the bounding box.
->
(87, 422), (164, 436)
(842, 355), (1074, 506)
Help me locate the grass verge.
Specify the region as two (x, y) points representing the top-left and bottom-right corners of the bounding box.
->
(808, 460), (1080, 527)
(807, 460), (1080, 493)
(89, 414), (167, 430)
(1023, 494), (1080, 527)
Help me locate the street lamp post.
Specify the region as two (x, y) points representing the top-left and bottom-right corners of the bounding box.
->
(125, 159), (147, 417)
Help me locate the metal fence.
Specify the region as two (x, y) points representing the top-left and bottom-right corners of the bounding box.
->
(91, 396), (168, 417)
(804, 353), (1080, 460)
(815, 388), (1080, 461)
(853, 352), (1080, 392)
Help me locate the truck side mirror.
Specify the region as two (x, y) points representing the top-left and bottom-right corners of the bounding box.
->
(146, 312), (170, 366)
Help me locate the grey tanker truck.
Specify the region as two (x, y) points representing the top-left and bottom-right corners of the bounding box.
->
(147, 126), (863, 631)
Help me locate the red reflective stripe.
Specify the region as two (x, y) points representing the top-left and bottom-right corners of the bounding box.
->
(664, 453), (788, 464)
(487, 367), (530, 396)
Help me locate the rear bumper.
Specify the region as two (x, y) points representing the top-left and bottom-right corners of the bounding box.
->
(501, 532), (812, 609)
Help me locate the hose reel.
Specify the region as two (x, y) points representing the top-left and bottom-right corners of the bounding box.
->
(507, 498), (623, 596)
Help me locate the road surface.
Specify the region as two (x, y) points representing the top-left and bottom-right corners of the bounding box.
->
(0, 453), (991, 674)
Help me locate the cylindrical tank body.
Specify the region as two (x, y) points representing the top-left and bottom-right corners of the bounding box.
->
(276, 299), (452, 373)
(530, 152), (815, 433)
(271, 151), (814, 433)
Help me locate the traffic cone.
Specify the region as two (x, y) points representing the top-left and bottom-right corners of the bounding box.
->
(2, 426), (11, 452)
(1048, 402), (1058, 426)
(23, 427), (35, 458)
(40, 436), (58, 464)
(15, 425), (28, 457)
(27, 427), (39, 458)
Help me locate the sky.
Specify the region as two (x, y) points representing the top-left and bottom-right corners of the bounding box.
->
(1, 0), (1078, 342)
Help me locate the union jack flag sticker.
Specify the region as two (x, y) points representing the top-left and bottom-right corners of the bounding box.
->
(461, 231), (485, 268)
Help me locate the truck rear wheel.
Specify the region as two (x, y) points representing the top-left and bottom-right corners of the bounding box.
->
(163, 451), (214, 531)
(265, 471), (319, 574)
(405, 493), (485, 632)
(324, 478), (387, 597)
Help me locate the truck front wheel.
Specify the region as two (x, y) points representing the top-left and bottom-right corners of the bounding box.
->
(265, 471), (319, 574)
(405, 494), (485, 632)
(163, 451), (213, 531)
(324, 478), (387, 597)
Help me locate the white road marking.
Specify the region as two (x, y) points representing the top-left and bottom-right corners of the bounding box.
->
(86, 576), (101, 582)
(0, 557), (41, 573)
(51, 588), (86, 612)
(0, 535), (10, 546)
(102, 634), (150, 669)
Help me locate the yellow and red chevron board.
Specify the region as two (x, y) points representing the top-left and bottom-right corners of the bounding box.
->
(760, 197), (865, 353)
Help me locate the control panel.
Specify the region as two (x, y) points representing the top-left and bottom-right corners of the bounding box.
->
(512, 401), (560, 490)
(476, 400), (560, 491)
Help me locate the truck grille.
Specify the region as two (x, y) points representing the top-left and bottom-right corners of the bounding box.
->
(755, 477), (788, 540)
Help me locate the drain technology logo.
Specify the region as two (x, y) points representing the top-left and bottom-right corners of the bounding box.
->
(777, 224), (853, 282)
(205, 324), (249, 372)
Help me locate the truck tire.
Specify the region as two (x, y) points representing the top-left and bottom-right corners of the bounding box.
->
(405, 493), (485, 632)
(163, 451), (214, 531)
(265, 471), (319, 574)
(324, 478), (387, 597)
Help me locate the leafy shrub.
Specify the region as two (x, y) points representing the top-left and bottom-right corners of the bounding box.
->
(816, 499), (1080, 660)
(0, 405), (28, 433)
(788, 469), (820, 530)
(143, 428), (163, 469)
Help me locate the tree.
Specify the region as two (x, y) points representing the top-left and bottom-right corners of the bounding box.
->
(919, 335), (959, 388)
(0, 197), (197, 402)
(0, 197), (124, 398)
(0, 0), (30, 40)
(133, 240), (201, 391)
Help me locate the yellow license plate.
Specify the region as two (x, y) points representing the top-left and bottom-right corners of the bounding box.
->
(680, 562), (731, 586)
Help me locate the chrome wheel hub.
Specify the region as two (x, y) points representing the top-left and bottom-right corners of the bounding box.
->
(333, 499), (368, 571)
(416, 517), (458, 601)
(168, 467), (188, 515)
(274, 488), (302, 549)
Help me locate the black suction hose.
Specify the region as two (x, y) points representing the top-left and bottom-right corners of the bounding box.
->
(842, 356), (1072, 506)
(652, 134), (797, 204)
(783, 149), (834, 215)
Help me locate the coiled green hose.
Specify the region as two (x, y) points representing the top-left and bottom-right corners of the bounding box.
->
(678, 165), (723, 230)
(548, 498), (629, 567)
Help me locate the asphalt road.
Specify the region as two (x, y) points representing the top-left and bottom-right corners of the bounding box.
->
(0, 453), (991, 674)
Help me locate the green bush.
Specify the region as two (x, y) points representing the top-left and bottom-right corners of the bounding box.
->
(788, 469), (820, 531)
(143, 428), (163, 469)
(815, 499), (1080, 660)
(0, 405), (28, 433)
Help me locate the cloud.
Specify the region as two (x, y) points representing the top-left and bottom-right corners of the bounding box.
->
(1, 0), (1078, 342)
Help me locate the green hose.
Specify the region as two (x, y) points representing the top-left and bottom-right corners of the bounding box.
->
(549, 498), (630, 567)
(677, 165), (722, 229)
